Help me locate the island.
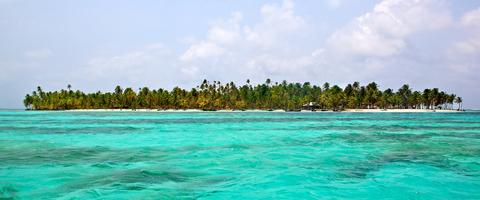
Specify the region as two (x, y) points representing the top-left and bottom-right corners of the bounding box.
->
(23, 79), (463, 112)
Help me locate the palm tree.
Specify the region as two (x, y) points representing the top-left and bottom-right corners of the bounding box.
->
(382, 89), (393, 109)
(430, 88), (439, 109)
(322, 82), (330, 91)
(352, 82), (360, 90)
(327, 85), (345, 111)
(448, 94), (456, 110)
(398, 84), (412, 108)
(454, 96), (463, 110)
(411, 91), (421, 109)
(422, 89), (431, 109)
(23, 94), (33, 109)
(114, 86), (122, 95)
(365, 82), (379, 109)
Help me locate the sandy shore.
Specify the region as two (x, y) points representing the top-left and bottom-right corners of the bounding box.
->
(344, 109), (459, 113)
(61, 108), (462, 113)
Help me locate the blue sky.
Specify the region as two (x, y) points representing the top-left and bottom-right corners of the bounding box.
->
(1, 0), (480, 108)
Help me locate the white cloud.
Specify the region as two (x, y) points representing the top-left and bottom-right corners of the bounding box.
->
(452, 37), (480, 55)
(455, 7), (480, 55)
(180, 41), (225, 62)
(84, 0), (472, 88)
(25, 48), (52, 59)
(447, 7), (480, 74)
(84, 43), (179, 86)
(179, 12), (243, 62)
(207, 12), (243, 45)
(88, 44), (168, 75)
(461, 7), (480, 28)
(176, 0), (475, 90)
(178, 0), (312, 81)
(326, 0), (342, 8)
(246, 0), (307, 48)
(326, 0), (452, 57)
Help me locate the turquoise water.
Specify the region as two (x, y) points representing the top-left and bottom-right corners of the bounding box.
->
(0, 111), (479, 199)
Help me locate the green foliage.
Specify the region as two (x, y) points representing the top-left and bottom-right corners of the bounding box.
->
(23, 80), (461, 111)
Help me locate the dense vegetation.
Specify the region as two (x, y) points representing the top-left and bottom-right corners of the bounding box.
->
(23, 79), (463, 111)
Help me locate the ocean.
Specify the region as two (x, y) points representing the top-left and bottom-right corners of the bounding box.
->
(0, 110), (479, 199)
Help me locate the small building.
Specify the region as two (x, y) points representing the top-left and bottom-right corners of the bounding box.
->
(302, 102), (320, 111)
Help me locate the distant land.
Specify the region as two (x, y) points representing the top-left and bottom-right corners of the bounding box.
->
(23, 79), (463, 111)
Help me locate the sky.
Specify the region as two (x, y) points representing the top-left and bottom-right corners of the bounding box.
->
(1, 0), (479, 109)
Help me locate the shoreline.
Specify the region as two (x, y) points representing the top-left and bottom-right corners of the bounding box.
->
(37, 108), (464, 113)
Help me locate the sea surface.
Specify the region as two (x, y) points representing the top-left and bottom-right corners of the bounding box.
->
(0, 110), (479, 199)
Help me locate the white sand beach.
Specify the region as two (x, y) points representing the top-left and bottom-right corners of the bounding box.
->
(343, 109), (460, 112)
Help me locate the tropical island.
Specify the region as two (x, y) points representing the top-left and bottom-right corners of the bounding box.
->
(23, 79), (463, 112)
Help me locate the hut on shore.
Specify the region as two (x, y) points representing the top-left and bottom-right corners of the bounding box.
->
(302, 102), (320, 111)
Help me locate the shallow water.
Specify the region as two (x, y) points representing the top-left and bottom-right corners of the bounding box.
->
(0, 110), (479, 199)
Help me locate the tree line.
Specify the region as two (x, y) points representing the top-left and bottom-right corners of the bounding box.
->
(23, 79), (463, 111)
